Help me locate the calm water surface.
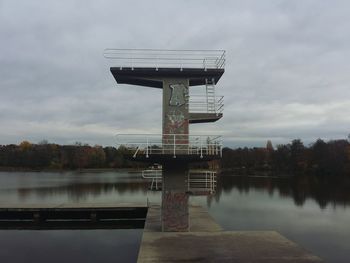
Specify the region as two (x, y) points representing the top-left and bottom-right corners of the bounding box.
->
(0, 171), (349, 263)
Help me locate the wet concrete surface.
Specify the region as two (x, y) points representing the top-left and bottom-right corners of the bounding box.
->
(137, 205), (323, 263)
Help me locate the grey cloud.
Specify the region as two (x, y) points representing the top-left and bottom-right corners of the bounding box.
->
(1, 0), (350, 147)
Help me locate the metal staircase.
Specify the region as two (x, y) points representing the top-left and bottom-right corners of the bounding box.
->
(187, 79), (223, 123)
(188, 81), (223, 115)
(206, 79), (216, 113)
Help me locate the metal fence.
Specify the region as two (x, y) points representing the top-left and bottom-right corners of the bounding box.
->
(188, 80), (224, 114)
(187, 170), (217, 194)
(104, 49), (225, 70)
(142, 169), (162, 190)
(141, 169), (217, 194)
(188, 95), (224, 114)
(116, 134), (222, 158)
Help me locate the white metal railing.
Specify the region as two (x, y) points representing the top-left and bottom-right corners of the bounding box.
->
(104, 49), (225, 70)
(142, 169), (162, 190)
(116, 134), (222, 158)
(141, 169), (217, 194)
(188, 170), (217, 194)
(188, 82), (224, 114)
(189, 95), (224, 114)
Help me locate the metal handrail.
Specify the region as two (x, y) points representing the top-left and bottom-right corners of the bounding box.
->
(188, 81), (224, 114)
(141, 169), (217, 193)
(116, 134), (222, 158)
(188, 170), (217, 194)
(188, 95), (224, 114)
(104, 49), (225, 69)
(142, 169), (162, 190)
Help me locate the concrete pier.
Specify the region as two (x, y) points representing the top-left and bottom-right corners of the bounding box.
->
(0, 202), (324, 261)
(137, 204), (323, 263)
(0, 203), (147, 230)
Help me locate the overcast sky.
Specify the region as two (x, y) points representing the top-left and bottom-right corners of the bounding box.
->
(1, 0), (350, 147)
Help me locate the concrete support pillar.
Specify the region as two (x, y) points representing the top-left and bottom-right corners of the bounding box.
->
(161, 161), (189, 232)
(161, 78), (191, 231)
(162, 78), (189, 155)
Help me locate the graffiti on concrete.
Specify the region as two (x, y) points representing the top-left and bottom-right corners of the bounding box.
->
(169, 84), (187, 106)
(163, 82), (189, 153)
(162, 191), (189, 231)
(166, 109), (186, 134)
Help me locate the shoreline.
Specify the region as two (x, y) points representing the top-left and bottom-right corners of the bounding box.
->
(0, 167), (142, 173)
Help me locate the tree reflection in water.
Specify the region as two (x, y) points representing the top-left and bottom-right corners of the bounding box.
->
(207, 174), (350, 209)
(6, 172), (350, 209)
(16, 181), (149, 202)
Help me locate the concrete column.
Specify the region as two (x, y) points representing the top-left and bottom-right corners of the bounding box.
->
(162, 78), (189, 155)
(161, 78), (191, 231)
(161, 161), (189, 232)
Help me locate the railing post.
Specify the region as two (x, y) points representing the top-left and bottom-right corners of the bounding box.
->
(212, 78), (217, 115)
(205, 79), (209, 113)
(131, 53), (134, 70)
(213, 172), (216, 193)
(209, 172), (211, 193)
(155, 170), (158, 190)
(187, 134), (189, 155)
(188, 172), (190, 191)
(146, 138), (149, 158)
(156, 55), (158, 71)
(212, 172), (215, 193)
(206, 172), (208, 189)
(173, 134), (176, 158)
(200, 137), (203, 158)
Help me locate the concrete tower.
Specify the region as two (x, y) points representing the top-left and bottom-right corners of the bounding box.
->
(105, 49), (225, 231)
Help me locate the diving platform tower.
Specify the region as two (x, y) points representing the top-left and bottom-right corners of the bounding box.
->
(105, 49), (225, 231)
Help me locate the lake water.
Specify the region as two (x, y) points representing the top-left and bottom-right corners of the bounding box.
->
(0, 171), (349, 262)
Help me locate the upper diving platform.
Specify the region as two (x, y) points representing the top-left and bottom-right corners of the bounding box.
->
(104, 49), (225, 88)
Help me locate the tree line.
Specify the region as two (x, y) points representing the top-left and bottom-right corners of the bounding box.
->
(0, 138), (350, 177)
(222, 138), (350, 177)
(0, 141), (146, 170)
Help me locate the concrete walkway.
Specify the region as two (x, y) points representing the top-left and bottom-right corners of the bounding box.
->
(137, 205), (323, 263)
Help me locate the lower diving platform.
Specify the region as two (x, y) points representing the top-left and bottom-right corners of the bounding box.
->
(189, 112), (223, 123)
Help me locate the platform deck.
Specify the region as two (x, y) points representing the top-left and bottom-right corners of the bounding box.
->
(137, 204), (323, 263)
